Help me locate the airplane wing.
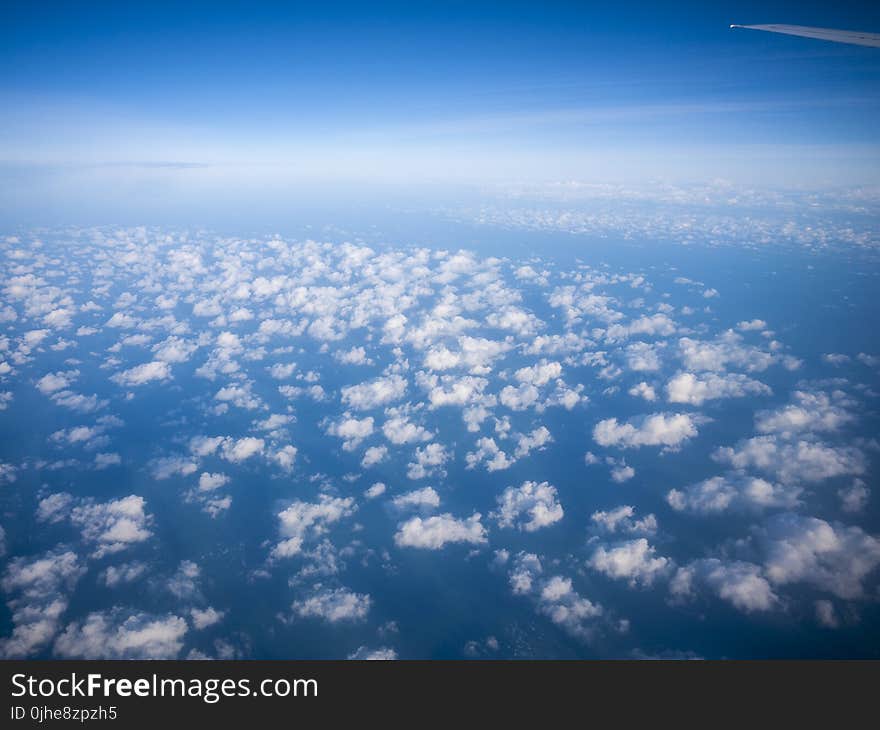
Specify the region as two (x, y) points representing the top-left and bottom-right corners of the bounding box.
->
(730, 24), (880, 48)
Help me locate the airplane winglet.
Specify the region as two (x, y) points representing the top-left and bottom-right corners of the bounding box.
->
(727, 23), (880, 47)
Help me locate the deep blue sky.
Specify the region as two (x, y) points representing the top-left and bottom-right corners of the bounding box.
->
(2, 0), (880, 220)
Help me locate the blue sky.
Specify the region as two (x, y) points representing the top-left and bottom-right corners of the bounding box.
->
(2, 0), (880, 209)
(2, 3), (880, 661)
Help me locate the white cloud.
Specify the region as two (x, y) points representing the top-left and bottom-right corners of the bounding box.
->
(48, 390), (108, 413)
(189, 435), (226, 457)
(406, 442), (448, 479)
(423, 336), (511, 375)
(513, 426), (552, 458)
(524, 332), (587, 356)
(50, 424), (110, 449)
(737, 319), (767, 331)
(253, 413), (293, 432)
(677, 332), (786, 373)
(605, 313), (675, 342)
(629, 381), (657, 403)
(151, 455), (199, 479)
(487, 306), (541, 336)
(69, 495), (153, 558)
(590, 506), (657, 535)
(221, 437), (265, 463)
(670, 512), (880, 612)
(665, 372), (770, 405)
(271, 537), (305, 560)
(754, 390), (854, 437)
(5, 226), (873, 658)
(815, 600), (839, 628)
(493, 481), (563, 532)
(342, 375), (407, 410)
(513, 360), (562, 387)
(190, 606), (225, 630)
(198, 472), (229, 492)
(325, 414), (374, 451)
(394, 513), (487, 549)
(36, 492), (74, 524)
(167, 560), (201, 599)
(334, 346), (371, 365)
(822, 353), (850, 366)
(0, 549), (85, 658)
(105, 312), (137, 329)
(102, 562), (148, 588)
(713, 436), (866, 484)
(670, 559), (778, 614)
(545, 381), (586, 410)
(513, 264), (546, 283)
(193, 299), (222, 317)
(391, 487), (441, 512)
(201, 496), (232, 518)
(588, 539), (670, 587)
(214, 382), (262, 410)
(361, 445), (388, 468)
(760, 513), (880, 600)
(382, 413), (433, 445)
(506, 553), (604, 640)
(420, 372), (488, 405)
(151, 336), (198, 364)
(111, 360), (171, 387)
(536, 576), (604, 639)
(292, 587), (371, 623)
(625, 342), (663, 372)
(347, 646), (397, 660)
(610, 463), (635, 483)
(54, 610), (188, 659)
(667, 474), (800, 514)
(94, 452), (121, 469)
(272, 495), (356, 559)
(465, 437), (515, 472)
(268, 362), (297, 379)
(36, 369), (79, 394)
(0, 463), (13, 486)
(364, 482), (387, 499)
(838, 479), (869, 514)
(593, 412), (699, 451)
(499, 383), (540, 411)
